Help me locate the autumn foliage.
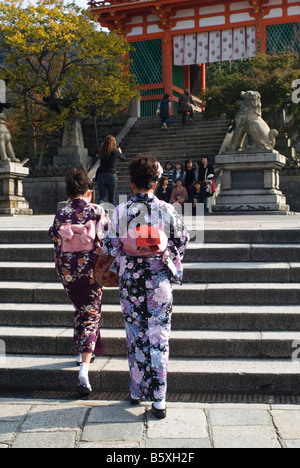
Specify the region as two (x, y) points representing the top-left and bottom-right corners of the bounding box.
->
(0, 0), (139, 160)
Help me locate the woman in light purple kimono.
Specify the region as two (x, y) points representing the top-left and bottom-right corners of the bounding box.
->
(103, 155), (190, 419)
(49, 169), (109, 396)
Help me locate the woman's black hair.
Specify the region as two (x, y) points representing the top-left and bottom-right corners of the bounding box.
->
(66, 168), (94, 199)
(129, 154), (160, 190)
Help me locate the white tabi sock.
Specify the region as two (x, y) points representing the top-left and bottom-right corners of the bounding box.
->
(153, 399), (166, 410)
(79, 363), (91, 389)
(76, 353), (82, 364)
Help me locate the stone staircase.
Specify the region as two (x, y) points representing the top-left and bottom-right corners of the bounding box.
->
(113, 114), (230, 201)
(0, 222), (300, 395)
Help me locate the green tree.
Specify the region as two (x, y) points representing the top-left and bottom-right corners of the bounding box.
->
(202, 53), (300, 140)
(0, 0), (139, 160)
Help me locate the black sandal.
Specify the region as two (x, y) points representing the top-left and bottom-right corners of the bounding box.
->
(77, 384), (92, 398)
(151, 403), (167, 419)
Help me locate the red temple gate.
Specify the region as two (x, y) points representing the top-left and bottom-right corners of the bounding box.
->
(88, 0), (300, 116)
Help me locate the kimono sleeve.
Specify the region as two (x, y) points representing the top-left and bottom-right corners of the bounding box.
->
(48, 215), (61, 247)
(102, 204), (123, 257)
(169, 206), (190, 259)
(95, 205), (110, 241)
(48, 214), (63, 258)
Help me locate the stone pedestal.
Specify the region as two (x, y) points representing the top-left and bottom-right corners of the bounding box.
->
(0, 161), (32, 215)
(53, 119), (90, 168)
(213, 152), (290, 214)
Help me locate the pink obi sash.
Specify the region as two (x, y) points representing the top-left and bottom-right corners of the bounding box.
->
(121, 225), (168, 257)
(58, 220), (96, 253)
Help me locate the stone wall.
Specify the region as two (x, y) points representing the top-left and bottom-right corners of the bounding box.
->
(23, 177), (66, 214)
(280, 168), (300, 213)
(24, 171), (300, 215)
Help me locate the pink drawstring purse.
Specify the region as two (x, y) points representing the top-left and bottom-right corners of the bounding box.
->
(58, 220), (96, 253)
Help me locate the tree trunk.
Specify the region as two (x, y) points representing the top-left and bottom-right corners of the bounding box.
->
(38, 131), (48, 169)
(24, 97), (33, 161)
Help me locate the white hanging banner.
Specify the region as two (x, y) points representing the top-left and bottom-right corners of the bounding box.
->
(221, 29), (234, 62)
(174, 26), (256, 65)
(196, 32), (209, 64)
(173, 35), (184, 65)
(246, 26), (256, 58)
(183, 33), (197, 65)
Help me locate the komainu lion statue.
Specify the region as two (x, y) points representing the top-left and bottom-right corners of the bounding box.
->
(226, 91), (278, 152)
(0, 113), (19, 163)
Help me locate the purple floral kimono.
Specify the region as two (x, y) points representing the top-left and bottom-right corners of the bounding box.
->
(103, 193), (190, 402)
(48, 198), (109, 356)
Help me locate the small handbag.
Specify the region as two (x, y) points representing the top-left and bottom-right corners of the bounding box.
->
(93, 247), (119, 288)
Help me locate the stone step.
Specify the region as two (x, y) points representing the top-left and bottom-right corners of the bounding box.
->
(1, 281), (300, 305)
(1, 326), (299, 359)
(184, 262), (300, 283)
(130, 122), (230, 131)
(132, 115), (228, 123)
(118, 150), (222, 160)
(123, 127), (229, 137)
(119, 150), (221, 161)
(129, 119), (230, 132)
(122, 142), (223, 150)
(186, 244), (300, 263)
(122, 138), (227, 148)
(121, 141), (226, 151)
(0, 261), (299, 284)
(121, 137), (225, 147)
(1, 242), (286, 264)
(0, 231), (51, 245)
(116, 114), (230, 202)
(121, 138), (227, 149)
(0, 229), (299, 245)
(0, 245), (54, 262)
(122, 134), (226, 143)
(0, 355), (299, 394)
(0, 303), (299, 331)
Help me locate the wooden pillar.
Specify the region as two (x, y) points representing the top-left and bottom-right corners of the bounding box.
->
(201, 63), (206, 110)
(251, 0), (266, 53)
(184, 66), (190, 92)
(201, 63), (206, 92)
(162, 28), (173, 99)
(255, 14), (266, 53)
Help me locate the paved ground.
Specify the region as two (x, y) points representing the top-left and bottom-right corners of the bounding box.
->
(0, 397), (300, 449)
(0, 213), (300, 231)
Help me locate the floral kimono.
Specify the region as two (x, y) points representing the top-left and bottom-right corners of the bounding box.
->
(103, 193), (190, 402)
(48, 198), (109, 356)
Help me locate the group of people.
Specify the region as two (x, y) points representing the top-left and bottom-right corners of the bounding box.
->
(156, 157), (215, 214)
(94, 135), (215, 215)
(49, 154), (190, 420)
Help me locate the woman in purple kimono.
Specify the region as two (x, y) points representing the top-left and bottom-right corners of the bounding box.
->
(49, 169), (109, 396)
(103, 155), (190, 419)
